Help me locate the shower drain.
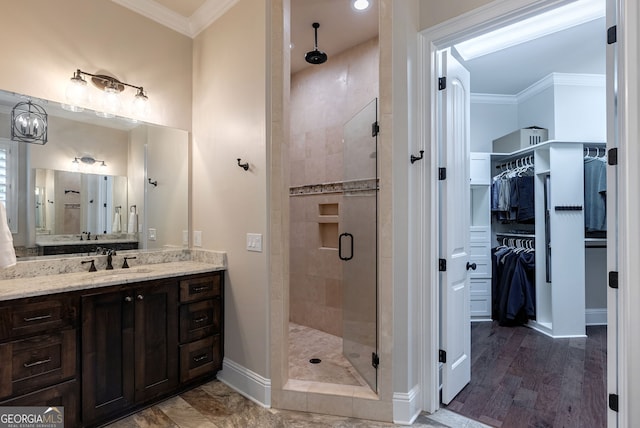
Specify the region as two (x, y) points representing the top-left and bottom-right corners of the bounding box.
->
(309, 358), (322, 364)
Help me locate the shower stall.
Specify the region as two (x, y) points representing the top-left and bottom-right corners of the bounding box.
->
(288, 97), (378, 392)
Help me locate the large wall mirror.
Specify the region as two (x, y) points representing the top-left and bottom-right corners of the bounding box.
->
(0, 89), (189, 258)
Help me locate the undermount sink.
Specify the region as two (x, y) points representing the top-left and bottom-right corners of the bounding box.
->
(91, 267), (153, 277)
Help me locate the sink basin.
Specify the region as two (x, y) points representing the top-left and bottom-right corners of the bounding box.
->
(91, 267), (153, 277)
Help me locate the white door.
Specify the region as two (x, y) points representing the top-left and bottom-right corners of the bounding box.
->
(439, 48), (471, 404)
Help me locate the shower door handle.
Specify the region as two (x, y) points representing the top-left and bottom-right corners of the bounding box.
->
(339, 233), (354, 261)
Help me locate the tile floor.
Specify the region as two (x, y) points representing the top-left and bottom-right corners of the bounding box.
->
(105, 380), (489, 428)
(106, 323), (489, 427)
(288, 322), (368, 387)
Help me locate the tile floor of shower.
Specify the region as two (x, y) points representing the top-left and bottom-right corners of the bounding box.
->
(288, 322), (368, 387)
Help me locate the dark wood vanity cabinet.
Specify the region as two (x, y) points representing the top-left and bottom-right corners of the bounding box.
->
(81, 279), (179, 426)
(81, 270), (224, 426)
(0, 294), (80, 427)
(0, 270), (224, 428)
(178, 274), (224, 383)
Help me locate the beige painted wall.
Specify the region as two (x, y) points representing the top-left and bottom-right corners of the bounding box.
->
(192, 0), (269, 378)
(419, 0), (494, 29)
(0, 0), (192, 131)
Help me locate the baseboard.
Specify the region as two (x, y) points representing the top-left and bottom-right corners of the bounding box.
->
(393, 384), (421, 425)
(586, 308), (608, 326)
(216, 358), (271, 408)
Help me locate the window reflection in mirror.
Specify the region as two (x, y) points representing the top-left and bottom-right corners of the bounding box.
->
(0, 89), (189, 258)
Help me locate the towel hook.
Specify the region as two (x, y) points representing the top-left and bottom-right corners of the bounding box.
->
(148, 178), (158, 187)
(237, 158), (249, 171)
(410, 150), (424, 164)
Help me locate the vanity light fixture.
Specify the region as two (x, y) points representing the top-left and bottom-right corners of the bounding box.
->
(63, 69), (149, 119)
(11, 100), (48, 145)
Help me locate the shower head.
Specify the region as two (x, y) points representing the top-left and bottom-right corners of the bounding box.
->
(305, 22), (327, 65)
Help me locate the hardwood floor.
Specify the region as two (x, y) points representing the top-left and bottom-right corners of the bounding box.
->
(445, 322), (607, 428)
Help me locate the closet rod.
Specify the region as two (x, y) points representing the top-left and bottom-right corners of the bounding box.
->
(496, 232), (535, 239)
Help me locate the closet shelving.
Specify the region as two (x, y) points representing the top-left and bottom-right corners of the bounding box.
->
(471, 140), (606, 337)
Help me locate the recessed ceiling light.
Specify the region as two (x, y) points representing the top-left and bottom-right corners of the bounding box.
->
(353, 0), (370, 11)
(454, 0), (605, 61)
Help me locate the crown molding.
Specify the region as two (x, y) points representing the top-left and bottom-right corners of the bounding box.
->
(190, 0), (239, 37)
(111, 0), (191, 36)
(471, 93), (518, 104)
(111, 0), (238, 38)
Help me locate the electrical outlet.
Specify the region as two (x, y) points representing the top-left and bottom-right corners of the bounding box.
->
(148, 228), (156, 241)
(194, 230), (202, 247)
(182, 230), (189, 246)
(247, 233), (262, 252)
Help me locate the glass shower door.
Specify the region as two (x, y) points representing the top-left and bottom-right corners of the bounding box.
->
(340, 98), (378, 391)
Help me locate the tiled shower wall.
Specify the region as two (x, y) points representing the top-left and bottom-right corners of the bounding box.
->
(289, 37), (379, 337)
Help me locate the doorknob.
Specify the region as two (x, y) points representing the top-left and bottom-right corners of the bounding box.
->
(466, 262), (477, 271)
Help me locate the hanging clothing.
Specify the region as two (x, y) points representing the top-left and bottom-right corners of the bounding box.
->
(491, 163), (535, 223)
(584, 157), (607, 232)
(491, 246), (535, 326)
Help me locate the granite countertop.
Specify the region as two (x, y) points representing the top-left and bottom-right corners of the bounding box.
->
(0, 260), (225, 302)
(35, 239), (139, 246)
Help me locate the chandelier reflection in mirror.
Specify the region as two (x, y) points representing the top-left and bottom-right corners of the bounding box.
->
(63, 69), (149, 119)
(11, 100), (48, 145)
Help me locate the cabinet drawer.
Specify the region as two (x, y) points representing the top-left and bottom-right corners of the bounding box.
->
(180, 335), (221, 383)
(470, 278), (491, 295)
(0, 297), (77, 341)
(0, 329), (77, 399)
(0, 379), (78, 428)
(471, 296), (491, 317)
(180, 299), (221, 343)
(180, 274), (222, 303)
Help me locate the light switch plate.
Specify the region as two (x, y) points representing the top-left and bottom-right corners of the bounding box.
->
(194, 230), (202, 247)
(148, 228), (156, 241)
(182, 230), (189, 246)
(247, 233), (262, 252)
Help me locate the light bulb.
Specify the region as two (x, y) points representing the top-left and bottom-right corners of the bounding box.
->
(132, 89), (149, 118)
(62, 71), (88, 112)
(96, 86), (121, 119)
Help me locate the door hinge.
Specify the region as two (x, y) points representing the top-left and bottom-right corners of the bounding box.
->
(372, 121), (379, 137)
(438, 167), (446, 180)
(439, 258), (446, 272)
(609, 393), (619, 412)
(372, 352), (379, 369)
(439, 349), (447, 363)
(607, 25), (617, 44)
(609, 271), (619, 289)
(608, 148), (618, 166)
(438, 77), (446, 90)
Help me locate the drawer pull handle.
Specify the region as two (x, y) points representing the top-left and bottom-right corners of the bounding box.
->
(137, 294), (144, 301)
(193, 315), (209, 324)
(193, 354), (209, 363)
(125, 296), (133, 303)
(23, 357), (52, 368)
(23, 314), (52, 322)
(191, 286), (210, 293)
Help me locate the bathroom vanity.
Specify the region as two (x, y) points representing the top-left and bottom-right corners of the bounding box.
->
(0, 251), (225, 427)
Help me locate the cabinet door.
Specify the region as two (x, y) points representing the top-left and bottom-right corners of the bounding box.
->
(134, 281), (179, 402)
(82, 291), (135, 425)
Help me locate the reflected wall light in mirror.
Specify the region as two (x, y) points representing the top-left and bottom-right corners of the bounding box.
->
(62, 69), (149, 119)
(72, 155), (107, 171)
(11, 100), (48, 144)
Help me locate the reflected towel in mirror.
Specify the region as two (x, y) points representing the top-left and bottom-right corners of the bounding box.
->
(112, 211), (121, 233)
(0, 203), (16, 268)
